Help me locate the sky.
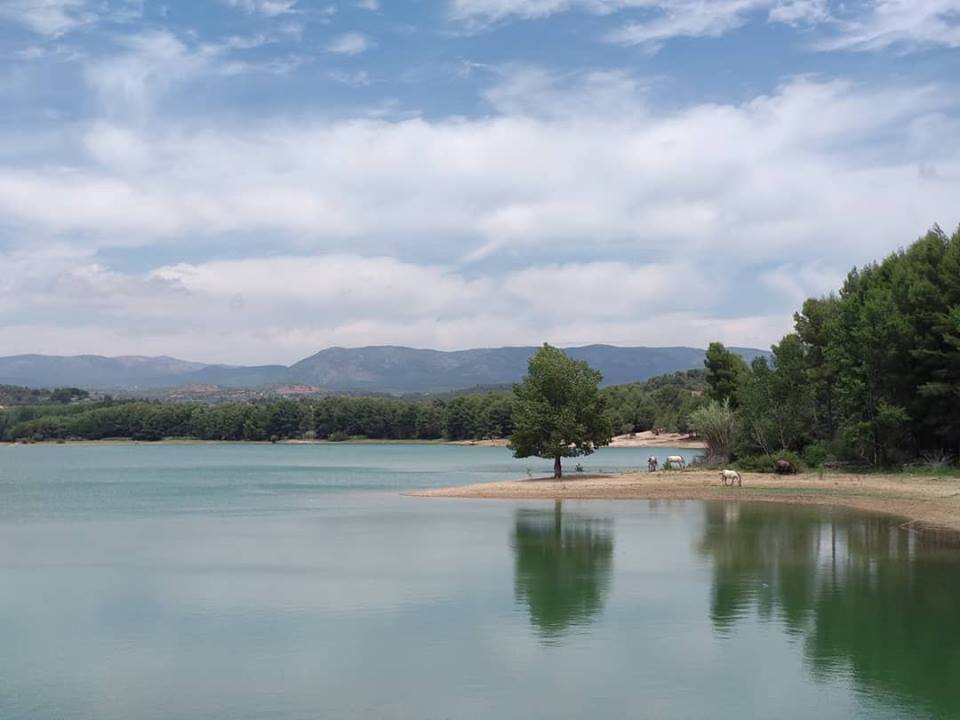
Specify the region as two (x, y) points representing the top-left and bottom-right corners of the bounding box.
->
(0, 0), (958, 364)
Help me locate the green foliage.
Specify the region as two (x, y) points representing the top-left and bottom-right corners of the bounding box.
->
(704, 342), (748, 406)
(699, 503), (960, 719)
(0, 393), (513, 441)
(824, 226), (959, 462)
(689, 399), (737, 462)
(800, 442), (829, 468)
(601, 369), (706, 435)
(509, 344), (612, 477)
(734, 451), (803, 473)
(9, 225), (956, 471)
(737, 335), (814, 455)
(512, 506), (613, 639)
(712, 225), (960, 467)
(0, 384), (90, 406)
(0, 373), (679, 446)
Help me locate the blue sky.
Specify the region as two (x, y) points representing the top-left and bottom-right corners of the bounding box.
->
(0, 0), (959, 363)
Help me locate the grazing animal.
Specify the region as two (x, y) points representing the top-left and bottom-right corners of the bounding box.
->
(775, 459), (798, 475)
(720, 469), (742, 487)
(647, 456), (659, 472)
(665, 455), (686, 470)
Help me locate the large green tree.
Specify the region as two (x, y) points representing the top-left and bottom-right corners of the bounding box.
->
(509, 344), (612, 478)
(704, 342), (749, 407)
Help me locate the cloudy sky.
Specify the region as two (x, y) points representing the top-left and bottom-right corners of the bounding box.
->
(0, 0), (958, 363)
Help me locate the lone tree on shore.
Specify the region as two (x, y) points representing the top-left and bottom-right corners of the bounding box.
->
(509, 344), (612, 478)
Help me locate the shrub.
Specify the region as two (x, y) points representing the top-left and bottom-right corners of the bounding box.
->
(736, 451), (804, 473)
(688, 399), (737, 463)
(920, 449), (954, 468)
(328, 431), (350, 442)
(801, 442), (830, 468)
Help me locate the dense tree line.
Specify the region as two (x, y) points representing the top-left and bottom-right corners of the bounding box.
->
(602, 370), (706, 435)
(1, 393), (517, 443)
(0, 384), (89, 406)
(696, 226), (960, 467)
(1, 370), (707, 444)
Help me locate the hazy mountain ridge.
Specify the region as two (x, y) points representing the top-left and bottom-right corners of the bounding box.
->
(0, 345), (771, 393)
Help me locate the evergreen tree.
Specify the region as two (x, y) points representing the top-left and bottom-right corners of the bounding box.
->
(704, 342), (748, 407)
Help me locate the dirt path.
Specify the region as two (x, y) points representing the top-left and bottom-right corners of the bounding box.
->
(408, 470), (960, 533)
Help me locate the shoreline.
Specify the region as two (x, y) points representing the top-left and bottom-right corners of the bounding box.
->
(3, 431), (705, 449)
(408, 470), (960, 534)
(452, 431), (706, 449)
(1, 438), (451, 447)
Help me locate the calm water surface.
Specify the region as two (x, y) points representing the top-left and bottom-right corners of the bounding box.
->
(0, 444), (958, 719)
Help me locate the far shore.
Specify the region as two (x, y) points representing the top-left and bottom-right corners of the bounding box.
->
(409, 470), (960, 534)
(1, 438), (450, 447)
(4, 431), (705, 449)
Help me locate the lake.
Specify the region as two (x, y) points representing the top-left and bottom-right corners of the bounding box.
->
(0, 443), (958, 719)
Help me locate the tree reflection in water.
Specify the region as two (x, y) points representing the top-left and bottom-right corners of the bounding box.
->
(512, 502), (613, 640)
(699, 502), (960, 718)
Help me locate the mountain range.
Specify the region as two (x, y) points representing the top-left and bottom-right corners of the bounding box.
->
(0, 345), (771, 394)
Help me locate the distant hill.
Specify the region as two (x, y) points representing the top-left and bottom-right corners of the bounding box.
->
(0, 355), (207, 389)
(0, 344), (771, 394)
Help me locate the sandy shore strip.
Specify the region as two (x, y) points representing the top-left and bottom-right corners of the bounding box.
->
(452, 431), (706, 449)
(408, 470), (960, 533)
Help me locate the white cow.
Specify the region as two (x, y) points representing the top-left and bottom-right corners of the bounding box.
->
(720, 469), (742, 487)
(665, 455), (686, 470)
(647, 456), (658, 472)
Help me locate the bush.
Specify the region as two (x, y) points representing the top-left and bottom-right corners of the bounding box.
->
(328, 431), (350, 442)
(801, 442), (830, 468)
(736, 451), (804, 473)
(688, 399), (737, 462)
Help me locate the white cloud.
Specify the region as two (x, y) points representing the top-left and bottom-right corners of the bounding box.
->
(452, 0), (960, 51)
(0, 74), (953, 263)
(84, 32), (219, 117)
(1, 72), (958, 358)
(769, 0), (829, 25)
(608, 0), (771, 46)
(83, 31), (297, 117)
(355, 0), (380, 10)
(222, 0), (299, 16)
(818, 0), (960, 51)
(327, 69), (377, 87)
(449, 0), (651, 24)
(0, 0), (91, 36)
(758, 262), (845, 306)
(0, 252), (781, 362)
(0, 0), (142, 37)
(327, 32), (376, 55)
(482, 66), (648, 118)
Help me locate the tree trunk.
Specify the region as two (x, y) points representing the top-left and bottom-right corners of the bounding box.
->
(554, 456), (562, 478)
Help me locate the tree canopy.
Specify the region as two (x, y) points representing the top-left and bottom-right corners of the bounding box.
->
(509, 344), (612, 478)
(709, 224), (960, 468)
(704, 342), (749, 406)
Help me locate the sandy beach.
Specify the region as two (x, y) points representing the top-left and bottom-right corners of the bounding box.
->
(452, 431), (706, 449)
(409, 470), (960, 533)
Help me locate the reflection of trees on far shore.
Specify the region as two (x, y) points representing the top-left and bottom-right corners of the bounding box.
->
(699, 502), (960, 718)
(512, 502), (613, 640)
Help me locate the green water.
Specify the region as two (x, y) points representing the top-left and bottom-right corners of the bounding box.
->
(0, 444), (958, 719)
